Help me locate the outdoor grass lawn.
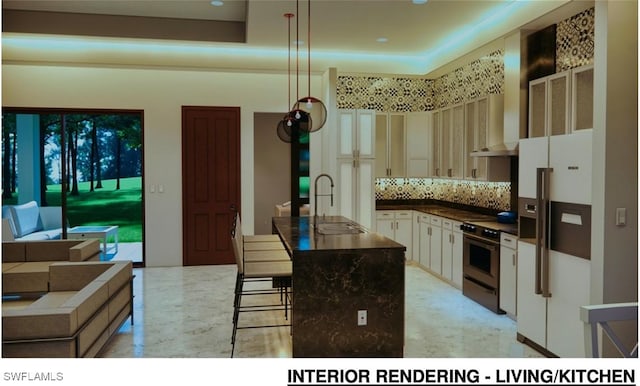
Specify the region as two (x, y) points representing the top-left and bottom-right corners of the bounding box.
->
(4, 177), (143, 243)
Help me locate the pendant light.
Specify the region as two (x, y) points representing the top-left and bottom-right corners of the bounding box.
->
(276, 13), (295, 143)
(292, 0), (327, 132)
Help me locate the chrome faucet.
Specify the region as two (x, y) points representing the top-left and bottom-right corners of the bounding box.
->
(314, 173), (334, 228)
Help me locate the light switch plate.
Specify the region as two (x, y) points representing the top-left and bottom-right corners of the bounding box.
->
(616, 208), (627, 226)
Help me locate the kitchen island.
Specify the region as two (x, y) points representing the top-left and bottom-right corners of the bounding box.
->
(272, 215), (406, 357)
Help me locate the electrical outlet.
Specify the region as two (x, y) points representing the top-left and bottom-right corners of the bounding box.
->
(357, 310), (367, 326)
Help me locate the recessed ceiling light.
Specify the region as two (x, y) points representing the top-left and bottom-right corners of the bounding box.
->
(377, 37), (388, 43)
(412, 0), (428, 4)
(210, 1), (224, 6)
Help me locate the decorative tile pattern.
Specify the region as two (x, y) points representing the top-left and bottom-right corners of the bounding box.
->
(336, 76), (434, 112)
(336, 50), (504, 112)
(432, 50), (504, 109)
(376, 178), (511, 211)
(556, 7), (595, 72)
(335, 7), (594, 112)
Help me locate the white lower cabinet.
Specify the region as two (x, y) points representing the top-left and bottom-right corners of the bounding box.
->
(412, 211), (421, 263)
(428, 216), (443, 275)
(442, 219), (463, 287)
(376, 210), (412, 260)
(417, 213), (443, 275)
(499, 232), (517, 316)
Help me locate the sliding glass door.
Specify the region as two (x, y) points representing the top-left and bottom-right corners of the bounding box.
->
(1, 109), (144, 266)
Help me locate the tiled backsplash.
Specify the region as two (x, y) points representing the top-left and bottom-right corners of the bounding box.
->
(376, 178), (511, 212)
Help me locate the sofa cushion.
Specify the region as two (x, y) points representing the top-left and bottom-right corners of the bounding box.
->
(49, 262), (112, 291)
(25, 240), (80, 262)
(2, 307), (78, 340)
(68, 239), (101, 262)
(9, 201), (43, 238)
(2, 242), (26, 262)
(18, 229), (62, 241)
(2, 206), (17, 237)
(2, 262), (52, 294)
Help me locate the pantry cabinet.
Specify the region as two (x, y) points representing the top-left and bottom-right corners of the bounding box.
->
(375, 113), (406, 177)
(337, 109), (376, 229)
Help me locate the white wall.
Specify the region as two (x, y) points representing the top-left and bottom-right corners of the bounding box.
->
(592, 0), (638, 355)
(2, 64), (321, 266)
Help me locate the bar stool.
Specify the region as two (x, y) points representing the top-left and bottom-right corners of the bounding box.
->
(230, 221), (291, 357)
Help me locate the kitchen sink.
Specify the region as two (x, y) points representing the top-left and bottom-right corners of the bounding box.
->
(313, 222), (366, 235)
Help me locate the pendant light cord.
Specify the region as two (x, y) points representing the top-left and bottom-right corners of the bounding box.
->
(287, 14), (293, 111)
(307, 0), (311, 99)
(296, 0), (300, 102)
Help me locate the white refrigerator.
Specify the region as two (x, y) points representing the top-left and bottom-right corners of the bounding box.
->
(517, 130), (593, 357)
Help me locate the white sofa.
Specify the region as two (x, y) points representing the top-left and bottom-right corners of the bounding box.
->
(2, 201), (63, 241)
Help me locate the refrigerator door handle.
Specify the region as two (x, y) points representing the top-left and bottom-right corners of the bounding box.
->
(536, 167), (553, 298)
(535, 168), (544, 295)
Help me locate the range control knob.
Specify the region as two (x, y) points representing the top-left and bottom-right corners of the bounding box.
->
(461, 224), (475, 232)
(482, 229), (499, 239)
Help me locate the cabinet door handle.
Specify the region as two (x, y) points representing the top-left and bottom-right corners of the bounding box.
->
(512, 253), (516, 266)
(448, 168), (452, 177)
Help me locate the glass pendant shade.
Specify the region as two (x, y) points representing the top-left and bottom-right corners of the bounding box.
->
(288, 108), (312, 133)
(276, 118), (293, 143)
(293, 96), (327, 132)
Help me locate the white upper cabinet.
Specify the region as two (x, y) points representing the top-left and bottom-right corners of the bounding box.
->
(375, 113), (406, 177)
(464, 94), (510, 181)
(440, 104), (464, 178)
(431, 104), (465, 179)
(338, 109), (375, 159)
(431, 110), (442, 177)
(406, 112), (431, 178)
(529, 70), (571, 137)
(571, 64), (594, 132)
(529, 64), (594, 138)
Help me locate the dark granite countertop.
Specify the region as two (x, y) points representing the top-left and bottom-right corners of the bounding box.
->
(272, 215), (405, 255)
(376, 200), (497, 223)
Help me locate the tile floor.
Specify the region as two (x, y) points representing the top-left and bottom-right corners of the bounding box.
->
(99, 262), (544, 358)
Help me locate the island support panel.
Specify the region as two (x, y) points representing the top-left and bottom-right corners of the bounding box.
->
(292, 249), (405, 357)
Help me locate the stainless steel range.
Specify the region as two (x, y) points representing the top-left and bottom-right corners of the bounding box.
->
(460, 221), (514, 314)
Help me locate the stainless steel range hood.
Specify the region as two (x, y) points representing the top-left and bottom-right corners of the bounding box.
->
(470, 142), (519, 157)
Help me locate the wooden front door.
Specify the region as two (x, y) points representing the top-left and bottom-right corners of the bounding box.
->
(182, 106), (240, 266)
